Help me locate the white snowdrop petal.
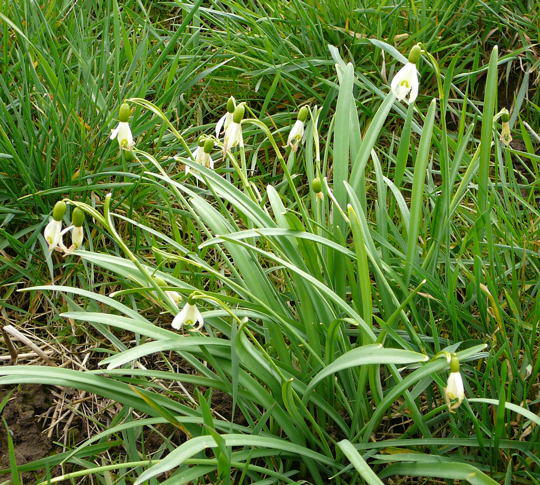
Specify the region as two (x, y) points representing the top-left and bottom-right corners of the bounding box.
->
(172, 302), (204, 331)
(215, 113), (227, 136)
(117, 122), (134, 148)
(391, 62), (419, 104)
(223, 122), (242, 153)
(287, 119), (305, 150)
(72, 226), (84, 248)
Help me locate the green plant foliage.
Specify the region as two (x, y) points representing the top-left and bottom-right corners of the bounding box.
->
(0, 1), (538, 483)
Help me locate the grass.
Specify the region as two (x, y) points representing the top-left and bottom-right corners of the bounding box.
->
(0, 0), (539, 483)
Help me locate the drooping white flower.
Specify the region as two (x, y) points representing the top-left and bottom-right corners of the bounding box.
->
(222, 104), (245, 154)
(287, 106), (308, 151)
(68, 207), (85, 250)
(110, 102), (134, 149)
(110, 121), (134, 149)
(445, 355), (465, 411)
(390, 44), (422, 104)
(196, 147), (214, 169)
(187, 138), (215, 174)
(499, 108), (512, 146)
(287, 120), (305, 151)
(44, 201), (67, 251)
(71, 226), (84, 249)
(215, 96), (236, 136)
(153, 277), (182, 308)
(500, 122), (512, 146)
(445, 371), (465, 409)
(45, 223), (74, 255)
(172, 301), (204, 331)
(44, 218), (63, 251)
(223, 122), (243, 154)
(215, 112), (233, 137)
(391, 62), (419, 104)
(165, 290), (182, 307)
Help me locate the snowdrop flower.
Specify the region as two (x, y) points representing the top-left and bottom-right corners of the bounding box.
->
(445, 355), (465, 411)
(188, 137), (215, 174)
(172, 298), (204, 331)
(215, 96), (235, 136)
(222, 103), (245, 154)
(154, 277), (182, 308)
(287, 106), (308, 151)
(70, 208), (85, 249)
(71, 226), (84, 249)
(44, 219), (63, 250)
(44, 201), (66, 251)
(165, 291), (182, 306)
(390, 44), (421, 104)
(110, 103), (134, 149)
(499, 108), (512, 146)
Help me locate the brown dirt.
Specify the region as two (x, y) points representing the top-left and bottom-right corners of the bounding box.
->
(0, 384), (53, 482)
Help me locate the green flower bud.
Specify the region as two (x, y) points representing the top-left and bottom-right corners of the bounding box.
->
(408, 44), (422, 64)
(226, 96), (236, 113)
(72, 207), (85, 227)
(298, 106), (309, 122)
(232, 104), (245, 124)
(119, 103), (131, 122)
(198, 135), (206, 147)
(203, 138), (214, 154)
(311, 177), (322, 194)
(500, 108), (510, 123)
(450, 355), (460, 373)
(52, 201), (66, 221)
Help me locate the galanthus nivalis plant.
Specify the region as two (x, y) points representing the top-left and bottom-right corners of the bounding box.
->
(44, 202), (87, 255)
(222, 103), (245, 154)
(110, 102), (134, 149)
(43, 201), (66, 251)
(70, 207), (85, 250)
(188, 136), (215, 173)
(215, 96), (236, 136)
(287, 105), (308, 151)
(165, 290), (182, 306)
(499, 108), (512, 146)
(15, 33), (533, 483)
(390, 43), (422, 104)
(154, 277), (182, 308)
(445, 355), (465, 411)
(172, 297), (204, 331)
